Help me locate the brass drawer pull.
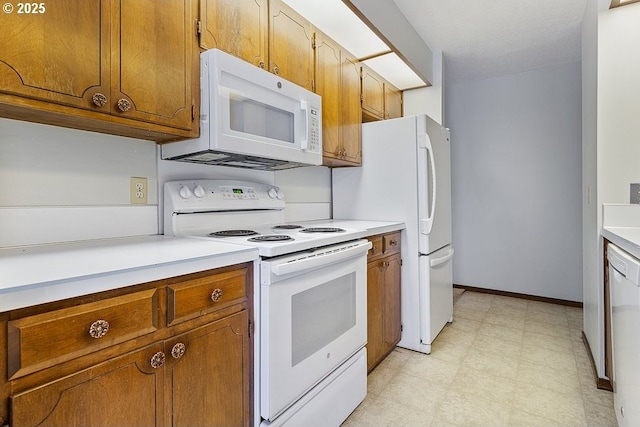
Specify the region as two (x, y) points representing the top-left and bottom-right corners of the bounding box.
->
(88, 319), (110, 339)
(117, 98), (132, 112)
(91, 93), (107, 107)
(210, 288), (223, 302)
(171, 343), (186, 359)
(150, 351), (166, 369)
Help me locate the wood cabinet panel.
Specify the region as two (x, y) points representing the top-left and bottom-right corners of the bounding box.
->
(269, 0), (314, 91)
(361, 67), (385, 122)
(167, 310), (250, 427)
(366, 233), (402, 372)
(383, 254), (402, 347)
(0, 0), (199, 142)
(199, 0), (268, 68)
(10, 342), (163, 427)
(113, 0), (195, 130)
(8, 289), (159, 379)
(385, 83), (403, 119)
(340, 54), (363, 164)
(167, 267), (249, 325)
(0, 0), (109, 110)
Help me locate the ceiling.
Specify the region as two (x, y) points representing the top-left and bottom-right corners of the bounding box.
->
(392, 0), (588, 82)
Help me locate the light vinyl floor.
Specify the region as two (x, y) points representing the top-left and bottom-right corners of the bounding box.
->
(342, 291), (618, 427)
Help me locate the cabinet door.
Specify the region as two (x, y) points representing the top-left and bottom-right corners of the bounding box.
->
(361, 66), (385, 121)
(383, 254), (402, 347)
(199, 0), (268, 68)
(315, 34), (342, 162)
(167, 310), (251, 427)
(385, 84), (403, 119)
(0, 0), (110, 110)
(112, 0), (196, 131)
(340, 53), (362, 165)
(269, 0), (314, 91)
(366, 261), (385, 372)
(10, 343), (163, 427)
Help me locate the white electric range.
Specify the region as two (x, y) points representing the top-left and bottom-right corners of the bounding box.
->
(164, 179), (370, 427)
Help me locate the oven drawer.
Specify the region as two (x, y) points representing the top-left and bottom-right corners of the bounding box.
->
(167, 267), (249, 325)
(8, 289), (159, 379)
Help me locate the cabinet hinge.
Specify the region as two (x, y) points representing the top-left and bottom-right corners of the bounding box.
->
(400, 259), (403, 266)
(191, 104), (196, 121)
(400, 324), (403, 332)
(312, 79), (315, 92)
(311, 33), (316, 49)
(196, 20), (202, 35)
(248, 320), (253, 338)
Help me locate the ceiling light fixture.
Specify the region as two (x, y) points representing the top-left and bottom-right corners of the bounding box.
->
(610, 0), (640, 7)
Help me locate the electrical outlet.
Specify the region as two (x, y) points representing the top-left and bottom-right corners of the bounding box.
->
(130, 177), (148, 204)
(631, 183), (640, 204)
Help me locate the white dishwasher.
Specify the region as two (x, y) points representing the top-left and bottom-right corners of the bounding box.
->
(608, 243), (640, 427)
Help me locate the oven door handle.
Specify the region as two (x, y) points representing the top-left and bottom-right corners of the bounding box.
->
(269, 241), (372, 277)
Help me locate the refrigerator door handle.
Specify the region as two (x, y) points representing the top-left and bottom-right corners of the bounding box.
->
(419, 133), (437, 235)
(430, 248), (454, 267)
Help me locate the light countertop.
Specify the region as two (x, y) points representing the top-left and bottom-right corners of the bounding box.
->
(602, 227), (640, 259)
(303, 219), (405, 236)
(602, 204), (640, 259)
(0, 235), (258, 312)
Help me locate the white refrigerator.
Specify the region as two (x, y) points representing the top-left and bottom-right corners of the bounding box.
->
(332, 114), (453, 354)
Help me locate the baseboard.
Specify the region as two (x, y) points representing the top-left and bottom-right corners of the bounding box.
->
(453, 283), (582, 308)
(582, 332), (613, 391)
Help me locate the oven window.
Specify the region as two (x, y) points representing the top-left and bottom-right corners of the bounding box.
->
(291, 273), (356, 366)
(229, 96), (294, 143)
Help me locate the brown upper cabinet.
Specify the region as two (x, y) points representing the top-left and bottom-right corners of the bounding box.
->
(361, 64), (402, 122)
(0, 0), (199, 143)
(198, 0), (268, 69)
(268, 0), (315, 91)
(315, 32), (362, 167)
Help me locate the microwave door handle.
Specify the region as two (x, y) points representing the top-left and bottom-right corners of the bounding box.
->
(300, 100), (309, 150)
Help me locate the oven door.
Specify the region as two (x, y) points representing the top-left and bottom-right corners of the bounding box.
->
(260, 240), (370, 421)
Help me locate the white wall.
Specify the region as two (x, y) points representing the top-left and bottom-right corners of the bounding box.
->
(0, 118), (158, 247)
(585, 0), (640, 379)
(445, 61), (583, 301)
(403, 50), (444, 124)
(582, 0), (604, 380)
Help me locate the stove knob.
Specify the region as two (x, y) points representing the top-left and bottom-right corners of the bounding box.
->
(193, 185), (206, 198)
(268, 188), (278, 199)
(179, 186), (193, 199)
(276, 189), (285, 200)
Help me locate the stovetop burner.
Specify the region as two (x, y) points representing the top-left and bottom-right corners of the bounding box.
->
(272, 224), (303, 230)
(300, 227), (346, 233)
(248, 235), (294, 242)
(208, 229), (259, 237)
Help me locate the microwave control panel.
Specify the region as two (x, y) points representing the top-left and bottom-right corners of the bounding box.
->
(308, 107), (320, 153)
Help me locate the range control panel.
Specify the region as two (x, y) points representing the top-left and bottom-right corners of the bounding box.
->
(165, 179), (286, 214)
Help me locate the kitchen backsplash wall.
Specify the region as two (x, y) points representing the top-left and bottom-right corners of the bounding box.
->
(0, 117), (332, 247)
(0, 118), (157, 247)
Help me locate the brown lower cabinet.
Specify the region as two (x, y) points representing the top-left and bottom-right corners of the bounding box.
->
(1, 262), (253, 427)
(366, 232), (402, 372)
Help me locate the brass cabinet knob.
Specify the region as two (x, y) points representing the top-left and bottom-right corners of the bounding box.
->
(210, 288), (223, 302)
(150, 351), (166, 369)
(92, 93), (107, 107)
(273, 66), (280, 75)
(88, 319), (109, 339)
(258, 61), (265, 69)
(389, 240), (398, 247)
(171, 343), (186, 359)
(117, 98), (132, 112)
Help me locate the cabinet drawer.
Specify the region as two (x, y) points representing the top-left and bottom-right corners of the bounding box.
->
(167, 267), (249, 325)
(368, 236), (383, 258)
(383, 232), (401, 255)
(8, 289), (159, 379)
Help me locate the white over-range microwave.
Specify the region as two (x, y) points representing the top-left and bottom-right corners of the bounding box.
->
(162, 49), (322, 170)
